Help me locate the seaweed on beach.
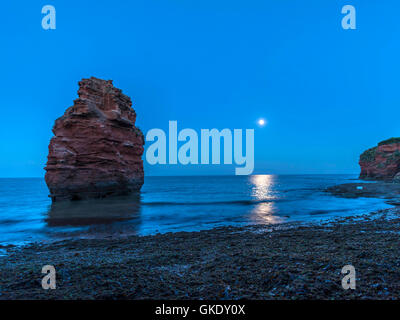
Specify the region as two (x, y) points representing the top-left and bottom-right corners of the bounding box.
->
(1, 209), (400, 300)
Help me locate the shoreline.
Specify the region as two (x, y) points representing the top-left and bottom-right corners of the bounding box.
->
(0, 200), (393, 251)
(0, 175), (393, 248)
(1, 206), (400, 300)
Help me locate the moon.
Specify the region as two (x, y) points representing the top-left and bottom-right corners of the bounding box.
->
(257, 118), (266, 126)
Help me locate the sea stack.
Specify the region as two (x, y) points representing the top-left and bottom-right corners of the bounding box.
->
(359, 138), (400, 181)
(45, 77), (144, 201)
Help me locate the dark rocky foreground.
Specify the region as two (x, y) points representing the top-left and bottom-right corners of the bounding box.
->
(1, 209), (400, 300)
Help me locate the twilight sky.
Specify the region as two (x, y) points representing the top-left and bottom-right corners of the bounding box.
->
(1, 0), (399, 177)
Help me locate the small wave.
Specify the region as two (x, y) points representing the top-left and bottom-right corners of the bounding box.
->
(0, 219), (24, 225)
(309, 208), (352, 216)
(141, 199), (281, 206)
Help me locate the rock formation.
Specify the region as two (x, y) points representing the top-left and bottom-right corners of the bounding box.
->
(359, 138), (400, 181)
(45, 77), (144, 201)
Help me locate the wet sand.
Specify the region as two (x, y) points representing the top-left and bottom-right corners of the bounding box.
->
(1, 207), (400, 300)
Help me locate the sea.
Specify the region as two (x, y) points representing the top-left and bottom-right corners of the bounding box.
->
(0, 175), (392, 246)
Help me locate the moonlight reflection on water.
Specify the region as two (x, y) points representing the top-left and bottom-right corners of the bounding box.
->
(250, 175), (282, 224)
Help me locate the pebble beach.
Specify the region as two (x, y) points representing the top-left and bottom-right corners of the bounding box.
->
(1, 206), (399, 300)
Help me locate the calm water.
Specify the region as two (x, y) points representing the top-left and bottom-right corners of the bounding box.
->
(0, 175), (392, 246)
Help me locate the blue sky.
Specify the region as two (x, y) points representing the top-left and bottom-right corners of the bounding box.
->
(1, 0), (399, 177)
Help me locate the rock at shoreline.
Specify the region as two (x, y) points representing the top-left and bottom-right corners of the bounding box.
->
(359, 137), (400, 181)
(326, 182), (400, 204)
(45, 77), (144, 202)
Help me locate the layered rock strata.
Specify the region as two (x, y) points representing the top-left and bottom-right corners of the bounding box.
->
(359, 138), (400, 181)
(45, 77), (144, 201)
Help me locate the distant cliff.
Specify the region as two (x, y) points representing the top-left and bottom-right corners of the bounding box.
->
(45, 77), (144, 201)
(359, 138), (400, 181)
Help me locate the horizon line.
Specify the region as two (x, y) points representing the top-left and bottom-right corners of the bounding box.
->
(0, 173), (360, 179)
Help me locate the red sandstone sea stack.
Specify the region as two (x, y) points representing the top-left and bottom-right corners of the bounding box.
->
(45, 77), (144, 201)
(359, 138), (400, 181)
